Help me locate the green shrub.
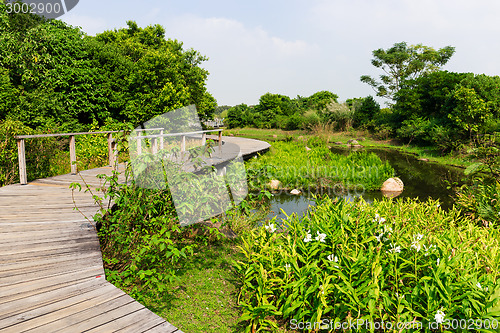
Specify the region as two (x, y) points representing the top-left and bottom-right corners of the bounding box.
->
(89, 170), (216, 302)
(236, 196), (500, 332)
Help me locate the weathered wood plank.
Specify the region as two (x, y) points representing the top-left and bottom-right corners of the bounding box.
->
(31, 294), (141, 332)
(0, 278), (111, 323)
(0, 282), (117, 331)
(0, 266), (105, 301)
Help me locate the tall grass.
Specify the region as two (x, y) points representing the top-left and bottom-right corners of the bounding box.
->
(246, 141), (394, 192)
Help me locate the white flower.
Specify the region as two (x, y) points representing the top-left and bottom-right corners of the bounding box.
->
(387, 243), (401, 253)
(303, 230), (312, 243)
(375, 233), (383, 242)
(435, 309), (445, 324)
(265, 223), (277, 233)
(319, 284), (325, 295)
(372, 213), (387, 224)
(436, 258), (440, 266)
(476, 282), (483, 290)
(327, 254), (339, 263)
(284, 263), (291, 271)
(315, 231), (326, 243)
(415, 233), (424, 241)
(436, 204), (441, 208)
(411, 241), (421, 252)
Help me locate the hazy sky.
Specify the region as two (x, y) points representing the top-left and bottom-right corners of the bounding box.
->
(61, 0), (500, 106)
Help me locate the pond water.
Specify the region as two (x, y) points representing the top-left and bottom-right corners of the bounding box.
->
(262, 146), (467, 222)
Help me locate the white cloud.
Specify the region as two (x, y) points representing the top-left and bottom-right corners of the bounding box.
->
(165, 15), (322, 105)
(62, 13), (107, 35)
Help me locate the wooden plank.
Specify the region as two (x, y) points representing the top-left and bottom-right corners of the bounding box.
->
(0, 238), (101, 262)
(0, 266), (104, 301)
(28, 294), (140, 333)
(84, 308), (159, 333)
(0, 252), (103, 279)
(146, 322), (182, 333)
(0, 254), (102, 286)
(112, 314), (169, 333)
(0, 278), (110, 323)
(0, 282), (117, 331)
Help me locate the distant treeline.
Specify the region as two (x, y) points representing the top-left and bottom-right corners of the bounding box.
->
(227, 71), (500, 153)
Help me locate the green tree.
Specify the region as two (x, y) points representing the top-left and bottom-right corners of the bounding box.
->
(447, 85), (490, 141)
(301, 90), (338, 111)
(361, 42), (455, 102)
(226, 104), (252, 128)
(354, 96), (380, 127)
(394, 71), (471, 121)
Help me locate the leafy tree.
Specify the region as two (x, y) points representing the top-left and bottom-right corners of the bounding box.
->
(226, 104), (252, 128)
(447, 85), (490, 141)
(394, 71), (472, 121)
(361, 42), (455, 102)
(0, 13), (216, 130)
(301, 90), (338, 111)
(354, 96), (380, 127)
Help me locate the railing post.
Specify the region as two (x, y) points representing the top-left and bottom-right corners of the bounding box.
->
(69, 135), (77, 174)
(181, 135), (186, 153)
(137, 132), (142, 155)
(218, 130), (222, 157)
(159, 129), (164, 150)
(107, 133), (114, 166)
(201, 133), (206, 145)
(152, 137), (158, 155)
(17, 138), (27, 185)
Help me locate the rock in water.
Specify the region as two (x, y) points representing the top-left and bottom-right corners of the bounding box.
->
(290, 189), (301, 195)
(269, 179), (281, 190)
(381, 177), (404, 192)
(347, 139), (359, 145)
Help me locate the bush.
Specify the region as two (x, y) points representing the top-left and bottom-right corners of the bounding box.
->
(236, 196), (500, 331)
(320, 102), (355, 131)
(91, 170), (222, 302)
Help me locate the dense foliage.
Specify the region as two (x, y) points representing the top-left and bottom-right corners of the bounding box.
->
(0, 4), (216, 185)
(237, 196), (500, 332)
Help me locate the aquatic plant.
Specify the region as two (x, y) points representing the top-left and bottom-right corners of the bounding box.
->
(246, 141), (394, 192)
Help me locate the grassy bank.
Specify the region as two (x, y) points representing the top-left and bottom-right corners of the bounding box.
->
(223, 127), (471, 168)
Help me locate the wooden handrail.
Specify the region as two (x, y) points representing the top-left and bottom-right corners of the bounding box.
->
(15, 128), (225, 185)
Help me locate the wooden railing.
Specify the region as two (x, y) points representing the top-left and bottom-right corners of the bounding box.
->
(203, 118), (224, 128)
(15, 128), (224, 185)
(130, 129), (223, 155)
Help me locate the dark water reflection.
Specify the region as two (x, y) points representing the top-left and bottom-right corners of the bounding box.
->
(262, 147), (467, 222)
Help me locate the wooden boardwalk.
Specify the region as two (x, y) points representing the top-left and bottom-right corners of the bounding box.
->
(0, 136), (270, 333)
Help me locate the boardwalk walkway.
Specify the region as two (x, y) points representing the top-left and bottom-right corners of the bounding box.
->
(0, 136), (270, 332)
